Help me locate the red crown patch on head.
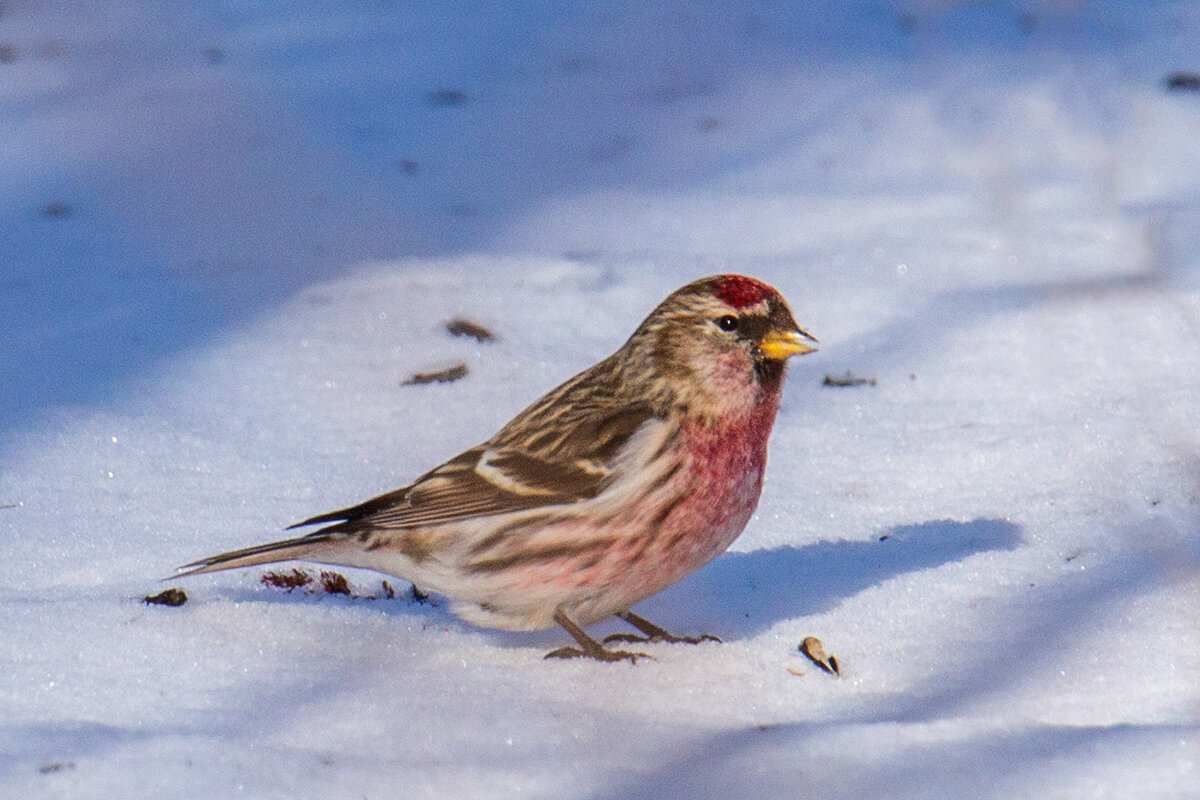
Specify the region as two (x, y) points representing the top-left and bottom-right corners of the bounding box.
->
(710, 275), (772, 309)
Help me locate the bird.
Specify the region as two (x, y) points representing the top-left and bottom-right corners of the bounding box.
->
(178, 274), (817, 663)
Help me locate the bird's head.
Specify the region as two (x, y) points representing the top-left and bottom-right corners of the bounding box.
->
(621, 274), (817, 419)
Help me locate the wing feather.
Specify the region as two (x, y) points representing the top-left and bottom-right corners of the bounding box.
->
(292, 400), (660, 533)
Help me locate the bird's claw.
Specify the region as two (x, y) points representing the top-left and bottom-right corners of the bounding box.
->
(602, 632), (722, 645)
(543, 645), (650, 663)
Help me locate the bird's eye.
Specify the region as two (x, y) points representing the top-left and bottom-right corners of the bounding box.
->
(716, 315), (739, 332)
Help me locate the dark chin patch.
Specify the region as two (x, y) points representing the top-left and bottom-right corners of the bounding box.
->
(754, 356), (786, 387)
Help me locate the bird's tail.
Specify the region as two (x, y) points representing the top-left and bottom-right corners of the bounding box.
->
(176, 531), (346, 577)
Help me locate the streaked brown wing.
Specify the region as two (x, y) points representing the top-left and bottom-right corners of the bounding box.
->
(365, 447), (585, 528)
(294, 402), (659, 532)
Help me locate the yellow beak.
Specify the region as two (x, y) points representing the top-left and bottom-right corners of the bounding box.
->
(759, 328), (818, 360)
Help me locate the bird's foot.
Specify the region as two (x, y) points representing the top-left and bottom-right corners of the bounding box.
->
(543, 645), (649, 664)
(602, 631), (721, 645)
(607, 610), (722, 645)
(548, 608), (651, 663)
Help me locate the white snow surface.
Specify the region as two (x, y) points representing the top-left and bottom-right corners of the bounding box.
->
(3, 1), (1199, 797)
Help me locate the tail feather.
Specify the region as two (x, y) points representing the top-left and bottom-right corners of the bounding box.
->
(286, 486), (411, 530)
(176, 531), (344, 577)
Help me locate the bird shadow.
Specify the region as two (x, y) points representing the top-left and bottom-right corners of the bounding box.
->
(209, 518), (1021, 647)
(613, 517), (1023, 641)
(487, 517), (1022, 648)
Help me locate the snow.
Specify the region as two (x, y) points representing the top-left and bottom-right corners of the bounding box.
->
(2, 0), (1199, 797)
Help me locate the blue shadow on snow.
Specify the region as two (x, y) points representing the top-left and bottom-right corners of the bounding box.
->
(211, 518), (1022, 645)
(627, 517), (1023, 640)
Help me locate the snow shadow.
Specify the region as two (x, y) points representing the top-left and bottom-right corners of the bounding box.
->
(593, 719), (1195, 800)
(588, 521), (1200, 799)
(2, 0), (1133, 451)
(0, 721), (159, 778)
(1, 0), (845, 446)
(612, 518), (1022, 640)
(204, 518), (1021, 644)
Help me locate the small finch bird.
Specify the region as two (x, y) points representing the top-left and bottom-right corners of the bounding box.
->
(179, 274), (816, 662)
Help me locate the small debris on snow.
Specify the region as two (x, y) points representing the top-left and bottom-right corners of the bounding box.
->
(445, 317), (496, 342)
(143, 588), (188, 607)
(261, 568), (314, 592)
(429, 88), (469, 107)
(822, 371), (877, 388)
(799, 636), (840, 675)
(403, 361), (468, 385)
(319, 570), (351, 596)
(261, 569), (429, 603)
(39, 201), (72, 219)
(37, 761), (75, 775)
(1164, 72), (1200, 92)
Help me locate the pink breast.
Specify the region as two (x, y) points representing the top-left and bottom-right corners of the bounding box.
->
(593, 390), (782, 608)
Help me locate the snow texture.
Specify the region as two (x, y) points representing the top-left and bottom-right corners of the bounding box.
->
(2, 0), (1199, 797)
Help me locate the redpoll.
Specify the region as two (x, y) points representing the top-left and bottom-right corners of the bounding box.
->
(180, 274), (817, 662)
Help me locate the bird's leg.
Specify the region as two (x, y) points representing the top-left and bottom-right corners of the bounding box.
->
(603, 610), (722, 645)
(544, 609), (650, 663)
